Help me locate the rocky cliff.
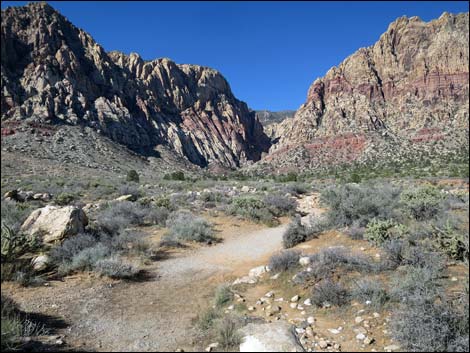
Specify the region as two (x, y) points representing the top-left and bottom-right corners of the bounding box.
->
(260, 12), (469, 172)
(1, 2), (270, 169)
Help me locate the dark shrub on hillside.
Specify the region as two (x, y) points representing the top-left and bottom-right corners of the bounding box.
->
(54, 192), (77, 206)
(311, 279), (350, 307)
(126, 169), (140, 183)
(320, 182), (401, 227)
(49, 233), (98, 265)
(118, 183), (142, 199)
(163, 171), (185, 181)
(269, 250), (301, 272)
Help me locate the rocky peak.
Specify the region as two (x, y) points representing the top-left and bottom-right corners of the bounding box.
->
(1, 2), (270, 169)
(261, 12), (469, 172)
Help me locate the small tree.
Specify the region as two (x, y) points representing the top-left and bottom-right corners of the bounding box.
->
(126, 170), (140, 183)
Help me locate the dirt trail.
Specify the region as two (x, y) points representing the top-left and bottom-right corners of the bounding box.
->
(83, 224), (287, 352)
(5, 223), (287, 352)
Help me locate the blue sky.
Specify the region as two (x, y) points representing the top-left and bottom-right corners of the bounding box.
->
(2, 1), (468, 111)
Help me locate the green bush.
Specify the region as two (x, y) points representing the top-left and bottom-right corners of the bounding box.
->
(1, 223), (38, 262)
(163, 171), (185, 181)
(126, 169), (140, 183)
(54, 192), (77, 206)
(364, 219), (397, 246)
(400, 185), (443, 221)
(228, 197), (277, 226)
(214, 284), (233, 308)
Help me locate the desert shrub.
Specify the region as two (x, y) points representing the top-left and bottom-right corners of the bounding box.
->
(54, 192), (77, 206)
(118, 183), (142, 199)
(1, 295), (48, 351)
(100, 230), (149, 255)
(309, 247), (380, 277)
(96, 201), (151, 234)
(268, 250), (301, 272)
(381, 239), (405, 268)
(400, 185), (443, 221)
(277, 172), (298, 182)
(197, 307), (220, 331)
(163, 171), (185, 181)
(57, 244), (110, 275)
(364, 219), (398, 245)
(216, 316), (242, 349)
(284, 183), (308, 195)
(126, 169), (140, 183)
(1, 199), (33, 231)
(344, 223), (366, 240)
(94, 256), (140, 279)
(164, 210), (216, 244)
(153, 196), (172, 209)
(390, 265), (443, 304)
(263, 194), (297, 217)
(282, 216), (326, 248)
(311, 279), (350, 307)
(321, 182), (401, 227)
(228, 197), (276, 226)
(144, 206), (169, 226)
(1, 223), (38, 262)
(391, 298), (469, 352)
(352, 279), (389, 309)
(214, 284), (233, 308)
(49, 233), (98, 264)
(432, 218), (468, 262)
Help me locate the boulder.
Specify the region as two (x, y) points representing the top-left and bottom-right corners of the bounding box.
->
(21, 205), (88, 244)
(240, 321), (303, 352)
(115, 194), (137, 202)
(31, 254), (50, 271)
(249, 265), (268, 278)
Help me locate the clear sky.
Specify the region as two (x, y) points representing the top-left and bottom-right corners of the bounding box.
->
(2, 1), (469, 111)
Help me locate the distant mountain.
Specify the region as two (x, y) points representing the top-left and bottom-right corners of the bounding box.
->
(255, 12), (469, 173)
(254, 110), (296, 126)
(1, 2), (270, 169)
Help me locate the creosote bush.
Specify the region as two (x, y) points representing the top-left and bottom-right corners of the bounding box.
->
(321, 182), (400, 227)
(164, 210), (216, 244)
(282, 216), (326, 248)
(228, 196), (277, 226)
(126, 169), (140, 183)
(311, 279), (350, 307)
(269, 250), (300, 272)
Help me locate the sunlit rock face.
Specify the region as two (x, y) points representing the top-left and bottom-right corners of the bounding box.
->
(262, 12), (469, 172)
(1, 2), (270, 168)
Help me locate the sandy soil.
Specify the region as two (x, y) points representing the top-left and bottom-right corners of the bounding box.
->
(3, 217), (287, 352)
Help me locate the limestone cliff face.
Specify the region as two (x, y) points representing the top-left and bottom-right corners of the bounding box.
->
(266, 12), (469, 171)
(1, 2), (270, 168)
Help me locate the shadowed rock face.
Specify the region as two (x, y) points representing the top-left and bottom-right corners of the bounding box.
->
(265, 12), (469, 171)
(1, 2), (270, 168)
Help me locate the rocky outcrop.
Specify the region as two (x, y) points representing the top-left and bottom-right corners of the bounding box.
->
(263, 12), (469, 172)
(1, 2), (270, 168)
(20, 205), (88, 244)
